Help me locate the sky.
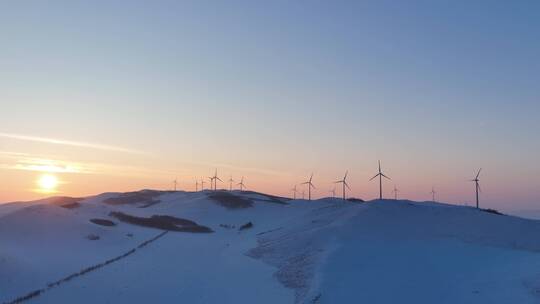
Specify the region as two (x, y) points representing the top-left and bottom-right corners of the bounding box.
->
(0, 1), (539, 212)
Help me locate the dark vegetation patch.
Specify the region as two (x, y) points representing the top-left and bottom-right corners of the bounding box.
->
(90, 218), (116, 227)
(103, 190), (162, 208)
(347, 198), (365, 203)
(208, 191), (254, 209)
(109, 211), (213, 233)
(4, 231), (168, 304)
(220, 224), (236, 229)
(60, 202), (80, 209)
(482, 208), (505, 216)
(86, 234), (100, 241)
(242, 190), (289, 204)
(256, 227), (283, 236)
(239, 222), (253, 231)
(48, 196), (83, 209)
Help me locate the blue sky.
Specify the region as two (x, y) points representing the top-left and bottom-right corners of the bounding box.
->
(0, 1), (539, 210)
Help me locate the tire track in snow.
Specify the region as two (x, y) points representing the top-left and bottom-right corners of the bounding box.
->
(3, 231), (169, 304)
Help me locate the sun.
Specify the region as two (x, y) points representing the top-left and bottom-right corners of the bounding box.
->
(38, 174), (59, 193)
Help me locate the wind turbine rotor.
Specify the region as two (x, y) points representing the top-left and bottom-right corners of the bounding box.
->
(369, 173), (380, 181)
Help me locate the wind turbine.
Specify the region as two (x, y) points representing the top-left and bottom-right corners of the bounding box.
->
(302, 190), (305, 200)
(207, 176), (214, 190)
(470, 169), (482, 208)
(195, 180), (199, 192)
(209, 169), (222, 191)
(200, 178), (205, 191)
(301, 173), (315, 201)
(430, 186), (436, 202)
(392, 185), (399, 200)
(370, 161), (390, 200)
(329, 187), (336, 198)
(173, 178), (178, 191)
(334, 171), (351, 200)
(291, 185), (298, 199)
(228, 175), (234, 191)
(237, 176), (246, 191)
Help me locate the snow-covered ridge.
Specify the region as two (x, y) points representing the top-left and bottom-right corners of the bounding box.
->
(1, 190), (540, 304)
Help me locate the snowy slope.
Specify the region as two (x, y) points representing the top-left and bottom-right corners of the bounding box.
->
(2, 191), (540, 304)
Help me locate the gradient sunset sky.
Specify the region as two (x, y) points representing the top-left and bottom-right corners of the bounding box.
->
(1, 1), (539, 212)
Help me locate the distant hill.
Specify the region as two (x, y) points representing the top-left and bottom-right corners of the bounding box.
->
(1, 190), (540, 304)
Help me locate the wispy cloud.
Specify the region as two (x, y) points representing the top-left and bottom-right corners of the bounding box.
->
(9, 158), (92, 174)
(0, 151), (174, 178)
(0, 132), (144, 154)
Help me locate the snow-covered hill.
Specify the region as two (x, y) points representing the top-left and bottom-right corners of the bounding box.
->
(2, 190), (540, 304)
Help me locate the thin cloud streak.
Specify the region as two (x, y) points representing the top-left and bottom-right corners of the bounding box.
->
(0, 151), (174, 178)
(0, 132), (144, 154)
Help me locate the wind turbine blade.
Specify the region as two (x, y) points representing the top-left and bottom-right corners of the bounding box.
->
(381, 173), (391, 180)
(301, 181), (309, 185)
(478, 183), (482, 193)
(476, 168), (482, 179)
(309, 173), (313, 183)
(334, 180), (342, 184)
(310, 183), (316, 189)
(369, 174), (379, 181)
(216, 177), (223, 182)
(344, 171), (348, 180)
(344, 181), (351, 190)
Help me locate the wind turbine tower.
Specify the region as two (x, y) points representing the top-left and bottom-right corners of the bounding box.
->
(370, 161), (390, 200)
(237, 176), (246, 191)
(392, 185), (399, 200)
(301, 173), (316, 201)
(471, 169), (482, 209)
(209, 169), (222, 191)
(228, 175), (234, 191)
(291, 185), (298, 199)
(431, 186), (436, 202)
(334, 171), (351, 200)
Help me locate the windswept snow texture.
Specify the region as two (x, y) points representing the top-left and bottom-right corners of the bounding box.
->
(2, 191), (540, 304)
